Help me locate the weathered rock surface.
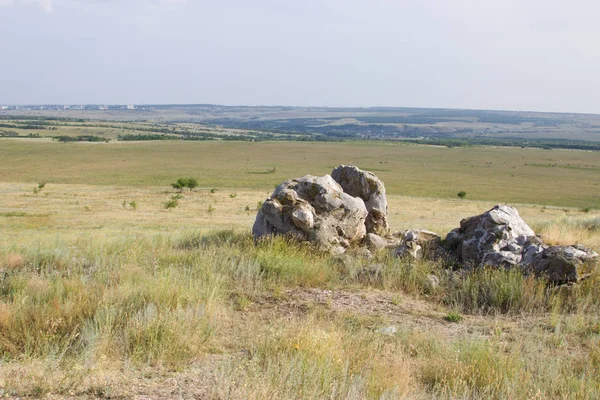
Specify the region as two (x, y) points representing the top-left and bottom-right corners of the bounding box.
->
(441, 205), (599, 282)
(364, 233), (387, 251)
(253, 168), (599, 283)
(331, 165), (389, 236)
(252, 174), (368, 253)
(525, 245), (599, 283)
(395, 229), (442, 261)
(443, 205), (537, 267)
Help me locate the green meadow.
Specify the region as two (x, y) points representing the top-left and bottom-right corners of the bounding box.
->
(1, 139), (599, 208)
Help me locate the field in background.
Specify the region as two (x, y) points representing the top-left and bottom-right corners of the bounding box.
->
(4, 104), (600, 142)
(1, 139), (600, 398)
(1, 139), (599, 208)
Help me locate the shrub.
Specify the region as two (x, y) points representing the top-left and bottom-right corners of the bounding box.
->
(457, 191), (466, 201)
(165, 198), (178, 210)
(186, 178), (198, 191)
(122, 200), (137, 210)
(444, 312), (463, 323)
(171, 178), (198, 192)
(33, 183), (46, 195)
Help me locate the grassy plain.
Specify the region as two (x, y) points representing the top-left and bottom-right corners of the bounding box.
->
(1, 139), (599, 208)
(1, 139), (600, 398)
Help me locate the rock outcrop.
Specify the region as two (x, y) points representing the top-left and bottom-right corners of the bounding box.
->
(252, 174), (368, 253)
(253, 167), (599, 283)
(253, 166), (394, 254)
(442, 205), (599, 282)
(524, 245), (599, 283)
(331, 165), (389, 236)
(443, 205), (538, 268)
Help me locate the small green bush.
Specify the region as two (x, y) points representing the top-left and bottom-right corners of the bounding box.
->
(444, 312), (463, 323)
(171, 178), (198, 192)
(165, 198), (178, 210)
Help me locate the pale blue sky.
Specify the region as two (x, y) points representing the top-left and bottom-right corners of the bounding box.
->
(1, 0), (599, 113)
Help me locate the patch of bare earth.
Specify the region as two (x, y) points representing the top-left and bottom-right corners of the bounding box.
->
(249, 288), (538, 341)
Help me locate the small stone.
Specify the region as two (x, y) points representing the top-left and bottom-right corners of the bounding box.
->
(364, 233), (387, 251)
(375, 326), (397, 336)
(426, 274), (440, 289)
(330, 246), (347, 256)
(396, 241), (423, 260)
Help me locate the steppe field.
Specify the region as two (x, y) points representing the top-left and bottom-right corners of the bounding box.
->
(1, 138), (600, 398)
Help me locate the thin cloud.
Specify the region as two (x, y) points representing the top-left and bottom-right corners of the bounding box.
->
(0, 0), (52, 12)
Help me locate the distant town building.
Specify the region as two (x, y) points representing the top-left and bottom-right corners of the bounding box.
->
(0, 105), (8, 110)
(127, 104), (135, 110)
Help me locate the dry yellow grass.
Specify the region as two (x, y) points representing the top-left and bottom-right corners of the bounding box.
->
(1, 150), (600, 397)
(2, 182), (597, 251)
(3, 253), (25, 270)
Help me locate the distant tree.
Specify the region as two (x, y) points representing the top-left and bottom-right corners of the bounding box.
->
(171, 177), (198, 192)
(186, 178), (198, 191)
(457, 191), (467, 201)
(171, 178), (188, 192)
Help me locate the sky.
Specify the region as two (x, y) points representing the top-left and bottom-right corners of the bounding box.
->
(1, 0), (599, 113)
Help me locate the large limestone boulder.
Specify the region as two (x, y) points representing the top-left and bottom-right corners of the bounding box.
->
(443, 205), (537, 268)
(252, 174), (368, 253)
(525, 245), (599, 283)
(331, 165), (389, 236)
(442, 204), (599, 283)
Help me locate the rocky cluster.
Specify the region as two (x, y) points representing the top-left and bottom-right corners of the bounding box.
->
(253, 166), (599, 283)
